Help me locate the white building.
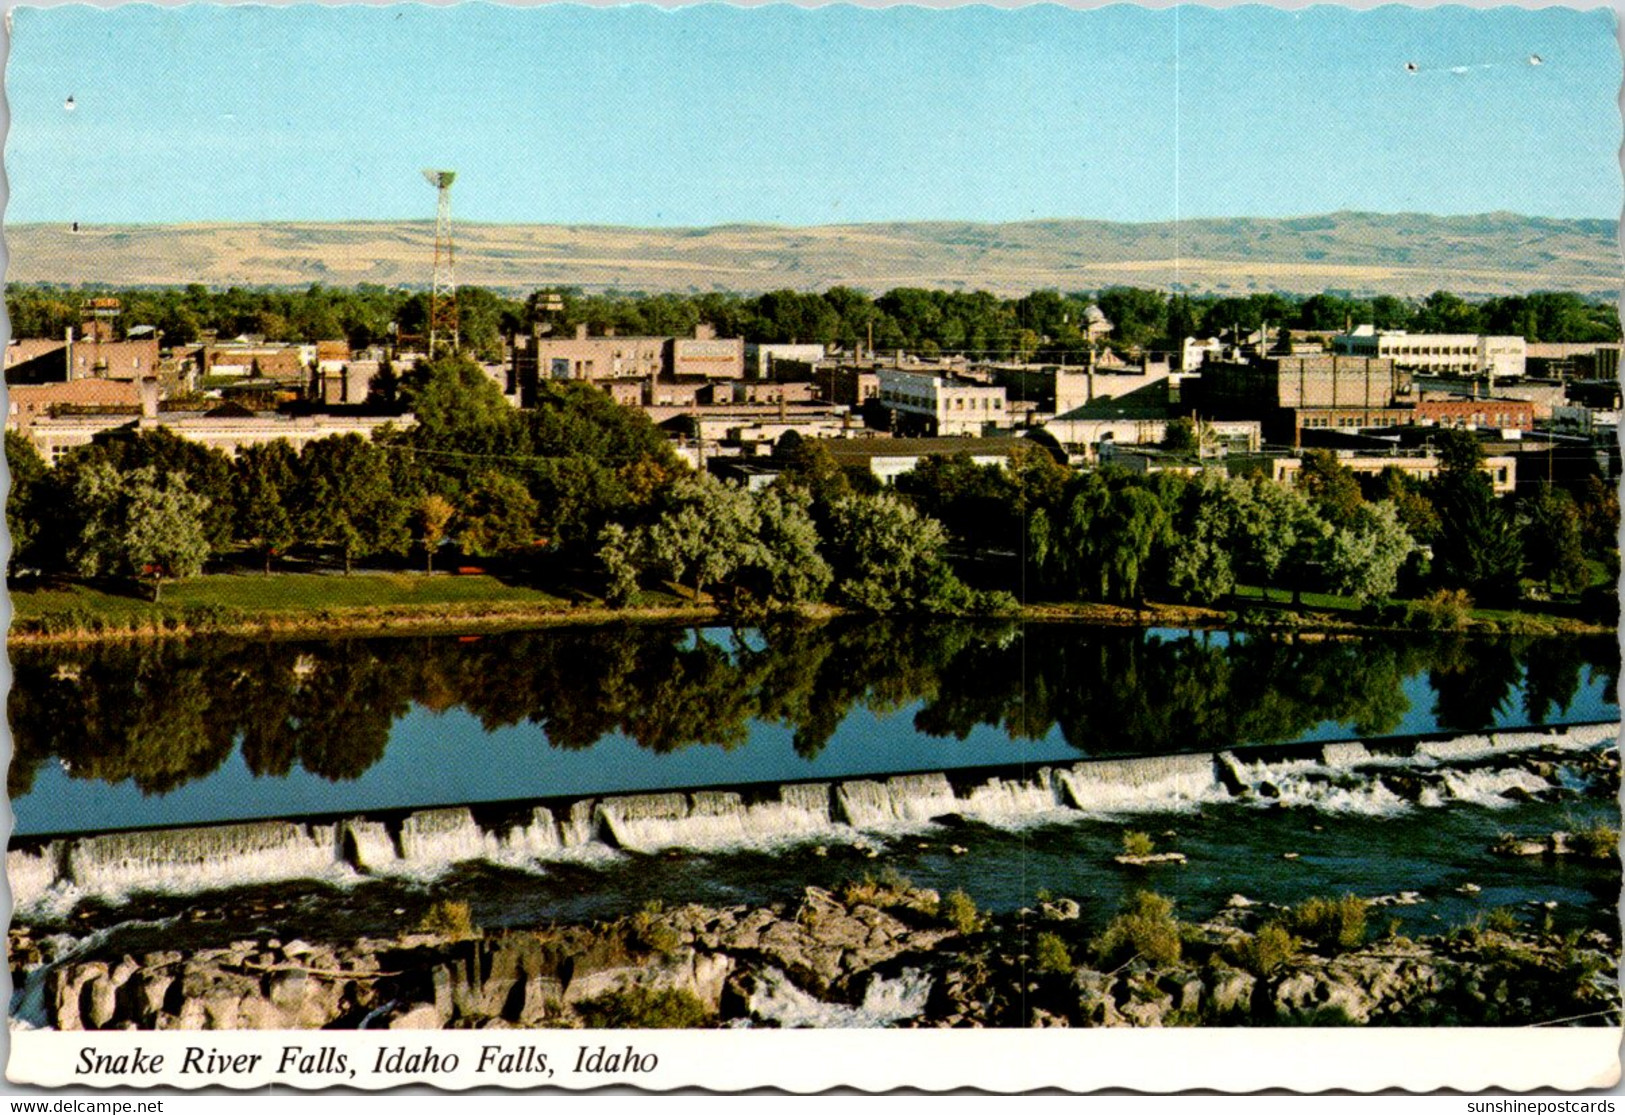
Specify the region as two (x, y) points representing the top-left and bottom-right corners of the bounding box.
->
(876, 368), (1006, 436)
(1333, 326), (1526, 379)
(746, 343), (826, 380)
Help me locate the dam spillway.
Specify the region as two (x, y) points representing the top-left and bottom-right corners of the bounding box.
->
(11, 722), (1616, 913)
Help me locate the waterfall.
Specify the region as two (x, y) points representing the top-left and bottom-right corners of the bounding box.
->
(341, 820), (396, 870)
(62, 821), (341, 898)
(1054, 753), (1223, 813)
(7, 846), (56, 909)
(12, 721), (1612, 911)
(834, 773), (957, 827)
(954, 771), (1067, 822)
(594, 786), (834, 852)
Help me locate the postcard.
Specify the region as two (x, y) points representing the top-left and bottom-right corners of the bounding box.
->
(4, 0), (1622, 1095)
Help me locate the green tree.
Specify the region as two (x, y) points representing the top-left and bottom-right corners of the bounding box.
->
(1094, 287), (1167, 351)
(612, 474), (830, 609)
(67, 462), (210, 600)
(1576, 475), (1620, 580)
(1431, 476), (1522, 601)
(1158, 471), (1248, 604)
(454, 472), (539, 559)
(1162, 417), (1200, 456)
(824, 492), (978, 612)
(5, 431), (52, 573)
(1297, 450), (1364, 529)
(413, 493), (457, 572)
(232, 441), (298, 573)
(1325, 501), (1416, 603)
(1520, 484), (1589, 596)
(1242, 478), (1329, 604)
(296, 435), (409, 573)
(74, 427), (234, 551)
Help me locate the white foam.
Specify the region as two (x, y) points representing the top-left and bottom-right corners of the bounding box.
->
(953, 772), (1068, 824)
(1562, 722), (1620, 748)
(835, 773), (958, 828)
(1416, 735), (1496, 762)
(744, 966), (933, 1029)
(8, 846), (56, 910)
(1056, 754), (1224, 814)
(1256, 772), (1410, 817)
(596, 788), (834, 853)
(64, 821), (345, 900)
(343, 820), (397, 870)
(1438, 766), (1552, 808)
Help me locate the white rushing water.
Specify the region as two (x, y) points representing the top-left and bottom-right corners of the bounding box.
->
(10, 723), (1615, 913)
(743, 966), (934, 1028)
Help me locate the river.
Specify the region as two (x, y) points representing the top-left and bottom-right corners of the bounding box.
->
(7, 620), (1620, 958)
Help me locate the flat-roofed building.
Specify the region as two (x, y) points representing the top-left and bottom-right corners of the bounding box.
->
(6, 379), (144, 433)
(510, 323), (743, 405)
(823, 436), (1040, 483)
(1196, 354), (1411, 445)
(876, 368), (1007, 436)
(1272, 451), (1517, 496)
(746, 343), (825, 380)
(23, 408), (413, 466)
(671, 331), (745, 380)
(1414, 395), (1535, 431)
(1334, 327), (1526, 379)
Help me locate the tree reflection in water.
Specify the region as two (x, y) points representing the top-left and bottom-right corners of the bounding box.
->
(8, 622), (1617, 797)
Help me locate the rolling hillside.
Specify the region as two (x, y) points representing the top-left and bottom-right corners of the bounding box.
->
(7, 211), (1618, 298)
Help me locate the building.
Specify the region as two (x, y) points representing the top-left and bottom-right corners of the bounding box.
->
(808, 362), (879, 408)
(985, 359), (1173, 416)
(21, 396), (413, 465)
(1333, 327), (1526, 379)
(1525, 342), (1622, 380)
(1271, 451), (1517, 496)
(4, 332), (162, 386)
(1196, 354), (1412, 445)
(6, 379), (144, 434)
(671, 326), (745, 380)
(1413, 395), (1535, 431)
(509, 323), (743, 405)
(746, 343), (826, 380)
(875, 369), (1007, 436)
(822, 436), (1041, 483)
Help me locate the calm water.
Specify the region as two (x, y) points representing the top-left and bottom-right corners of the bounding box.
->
(10, 621), (1619, 837)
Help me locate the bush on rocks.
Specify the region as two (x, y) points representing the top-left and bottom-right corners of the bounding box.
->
(1091, 891), (1182, 968)
(575, 986), (711, 1029)
(1286, 895), (1367, 953)
(1230, 922), (1300, 976)
(1034, 931), (1074, 976)
(942, 889), (980, 935)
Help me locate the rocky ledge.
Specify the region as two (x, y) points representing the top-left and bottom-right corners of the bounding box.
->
(14, 880), (1620, 1031)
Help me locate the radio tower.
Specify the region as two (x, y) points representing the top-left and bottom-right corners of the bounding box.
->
(421, 169), (458, 355)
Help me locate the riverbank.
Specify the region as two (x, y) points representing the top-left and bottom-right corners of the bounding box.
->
(16, 875), (1618, 1030)
(7, 573), (1612, 644)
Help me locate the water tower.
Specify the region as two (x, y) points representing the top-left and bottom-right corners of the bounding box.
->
(421, 169), (458, 355)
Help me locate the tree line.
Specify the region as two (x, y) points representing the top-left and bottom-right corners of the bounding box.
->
(891, 429), (1618, 612)
(7, 353), (1617, 613)
(8, 282), (1618, 363)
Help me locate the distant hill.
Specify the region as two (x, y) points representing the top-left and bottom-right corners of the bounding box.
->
(8, 211), (1619, 298)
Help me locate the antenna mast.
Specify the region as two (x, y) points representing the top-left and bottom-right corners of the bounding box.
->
(421, 169), (458, 356)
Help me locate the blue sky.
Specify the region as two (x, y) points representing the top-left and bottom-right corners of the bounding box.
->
(6, 4), (1620, 225)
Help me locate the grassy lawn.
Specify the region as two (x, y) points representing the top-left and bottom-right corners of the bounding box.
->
(11, 572), (574, 624)
(1230, 584), (1363, 613)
